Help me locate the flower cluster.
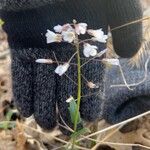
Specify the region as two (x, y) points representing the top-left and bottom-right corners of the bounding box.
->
(37, 21), (108, 76)
(46, 23), (107, 45)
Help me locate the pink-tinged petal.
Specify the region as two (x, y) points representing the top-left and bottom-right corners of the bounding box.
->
(75, 23), (87, 35)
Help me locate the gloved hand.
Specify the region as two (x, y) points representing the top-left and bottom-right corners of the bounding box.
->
(102, 54), (150, 124)
(0, 0), (142, 134)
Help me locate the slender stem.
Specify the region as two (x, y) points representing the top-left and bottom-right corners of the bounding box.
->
(72, 35), (82, 149)
(74, 38), (81, 131)
(68, 51), (77, 64)
(79, 38), (92, 44)
(118, 64), (133, 90)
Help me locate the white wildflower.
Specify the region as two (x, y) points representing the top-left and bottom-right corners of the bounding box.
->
(102, 58), (120, 66)
(54, 24), (73, 33)
(75, 23), (87, 35)
(66, 96), (74, 103)
(88, 29), (108, 43)
(83, 43), (98, 57)
(46, 30), (62, 43)
(55, 63), (70, 76)
(62, 31), (76, 43)
(63, 24), (74, 31)
(36, 59), (53, 64)
(54, 25), (63, 33)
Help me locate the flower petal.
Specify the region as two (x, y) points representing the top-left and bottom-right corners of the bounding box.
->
(62, 31), (75, 43)
(83, 43), (98, 57)
(66, 96), (74, 103)
(75, 23), (87, 35)
(88, 29), (108, 43)
(54, 25), (63, 33)
(90, 49), (97, 57)
(55, 63), (70, 76)
(45, 30), (62, 43)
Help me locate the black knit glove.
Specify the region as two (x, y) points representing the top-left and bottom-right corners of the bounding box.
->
(0, 0), (142, 134)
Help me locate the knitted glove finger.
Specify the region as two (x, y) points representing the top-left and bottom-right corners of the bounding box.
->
(80, 60), (105, 121)
(107, 0), (143, 58)
(11, 57), (34, 117)
(11, 46), (58, 130)
(102, 58), (150, 124)
(33, 63), (57, 130)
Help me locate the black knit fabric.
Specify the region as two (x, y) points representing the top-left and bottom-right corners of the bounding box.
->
(0, 0), (59, 11)
(106, 0), (143, 58)
(0, 0), (143, 134)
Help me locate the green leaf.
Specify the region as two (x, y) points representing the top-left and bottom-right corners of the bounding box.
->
(0, 122), (16, 130)
(0, 19), (4, 26)
(6, 110), (13, 121)
(0, 110), (16, 130)
(71, 127), (91, 139)
(68, 98), (81, 124)
(0, 123), (6, 129)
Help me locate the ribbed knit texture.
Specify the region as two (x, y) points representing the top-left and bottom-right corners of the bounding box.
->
(106, 0), (143, 58)
(102, 58), (150, 124)
(0, 0), (143, 134)
(11, 47), (58, 129)
(0, 0), (62, 11)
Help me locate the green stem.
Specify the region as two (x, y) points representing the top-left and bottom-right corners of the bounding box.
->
(72, 36), (82, 149)
(74, 42), (81, 131)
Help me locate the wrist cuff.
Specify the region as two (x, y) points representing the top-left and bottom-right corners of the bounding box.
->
(0, 0), (62, 11)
